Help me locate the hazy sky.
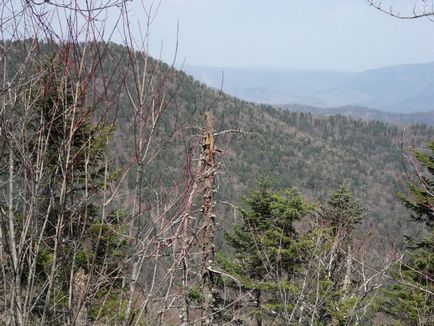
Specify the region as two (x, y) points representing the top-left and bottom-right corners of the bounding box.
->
(125, 0), (434, 71)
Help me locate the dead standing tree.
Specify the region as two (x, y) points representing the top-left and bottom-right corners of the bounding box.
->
(177, 111), (220, 326)
(200, 112), (218, 326)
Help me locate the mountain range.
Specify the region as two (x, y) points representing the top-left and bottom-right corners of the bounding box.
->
(185, 62), (434, 114)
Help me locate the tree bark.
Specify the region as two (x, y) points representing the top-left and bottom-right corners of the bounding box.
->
(201, 112), (217, 326)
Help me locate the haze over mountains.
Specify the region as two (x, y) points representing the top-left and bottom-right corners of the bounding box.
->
(185, 61), (434, 119)
(279, 104), (434, 126)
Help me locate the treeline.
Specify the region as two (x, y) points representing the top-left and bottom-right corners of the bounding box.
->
(278, 104), (434, 126)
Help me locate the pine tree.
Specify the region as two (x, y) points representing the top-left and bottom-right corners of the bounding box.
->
(1, 54), (127, 324)
(314, 185), (366, 325)
(218, 178), (312, 325)
(378, 142), (433, 325)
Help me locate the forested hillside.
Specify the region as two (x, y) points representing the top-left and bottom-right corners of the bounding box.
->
(62, 40), (434, 251)
(119, 51), (434, 243)
(278, 104), (434, 126)
(6, 40), (431, 240)
(1, 37), (432, 326)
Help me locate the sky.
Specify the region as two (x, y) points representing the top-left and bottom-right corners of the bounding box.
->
(123, 0), (434, 71)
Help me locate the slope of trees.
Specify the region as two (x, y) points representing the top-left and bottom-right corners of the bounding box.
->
(278, 104), (434, 126)
(0, 1), (433, 324)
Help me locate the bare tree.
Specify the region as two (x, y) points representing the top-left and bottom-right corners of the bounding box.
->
(366, 0), (434, 19)
(0, 1), (221, 325)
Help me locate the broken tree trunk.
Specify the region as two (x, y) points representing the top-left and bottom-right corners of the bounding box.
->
(201, 112), (218, 326)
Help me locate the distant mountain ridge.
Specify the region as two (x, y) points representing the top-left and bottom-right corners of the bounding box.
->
(323, 62), (434, 112)
(184, 65), (354, 107)
(185, 62), (434, 114)
(278, 104), (434, 126)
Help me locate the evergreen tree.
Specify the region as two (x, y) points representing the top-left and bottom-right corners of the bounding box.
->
(313, 185), (367, 325)
(218, 178), (312, 325)
(378, 142), (433, 325)
(1, 56), (127, 324)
